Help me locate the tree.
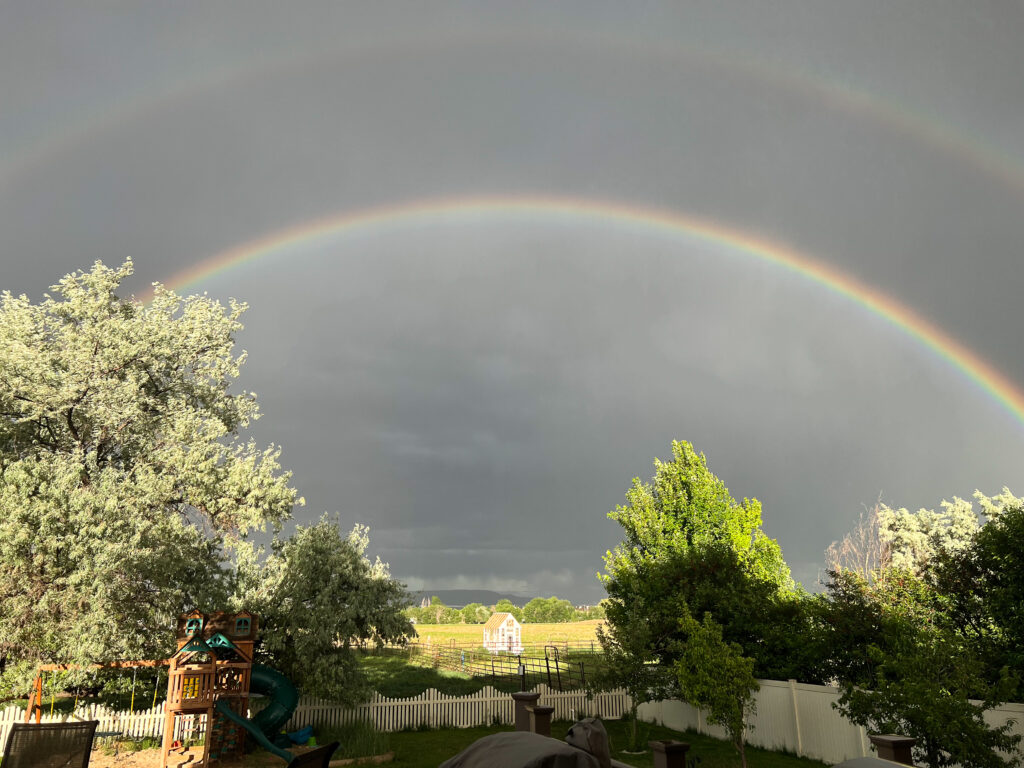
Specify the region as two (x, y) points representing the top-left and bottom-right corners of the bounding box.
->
(493, 599), (524, 623)
(523, 596), (575, 624)
(605, 540), (819, 683)
(835, 629), (1020, 768)
(591, 609), (673, 751)
(601, 442), (807, 682)
(604, 441), (792, 591)
(0, 261), (299, 694)
(239, 517), (413, 705)
(460, 603), (489, 624)
(873, 489), (1020, 575)
(930, 502), (1024, 699)
(673, 610), (759, 768)
(825, 501), (891, 582)
(818, 558), (1021, 768)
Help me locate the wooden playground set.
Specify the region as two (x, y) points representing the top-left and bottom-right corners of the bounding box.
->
(23, 610), (286, 768)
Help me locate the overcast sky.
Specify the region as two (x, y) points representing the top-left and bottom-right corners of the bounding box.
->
(2, 2), (1023, 602)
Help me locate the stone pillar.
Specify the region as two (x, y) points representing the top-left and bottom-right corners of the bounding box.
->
(869, 734), (917, 765)
(650, 740), (690, 768)
(526, 705), (555, 737)
(511, 692), (541, 731)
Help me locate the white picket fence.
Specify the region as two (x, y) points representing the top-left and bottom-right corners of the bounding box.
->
(638, 679), (1024, 766)
(0, 684), (629, 747)
(283, 684), (628, 733)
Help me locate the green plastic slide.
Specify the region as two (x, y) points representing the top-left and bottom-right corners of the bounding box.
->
(215, 699), (293, 762)
(213, 664), (300, 763)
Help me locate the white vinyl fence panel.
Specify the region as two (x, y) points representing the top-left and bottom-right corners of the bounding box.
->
(637, 679), (1024, 766)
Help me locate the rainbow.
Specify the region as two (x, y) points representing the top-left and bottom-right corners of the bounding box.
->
(6, 31), (1024, 202)
(154, 194), (1024, 428)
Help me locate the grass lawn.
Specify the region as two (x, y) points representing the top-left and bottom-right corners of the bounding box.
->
(411, 620), (605, 650)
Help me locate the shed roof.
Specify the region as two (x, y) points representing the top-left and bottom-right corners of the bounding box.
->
(484, 612), (519, 631)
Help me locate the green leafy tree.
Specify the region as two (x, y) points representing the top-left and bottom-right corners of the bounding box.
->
(591, 611), (673, 751)
(604, 440), (792, 591)
(601, 442), (807, 683)
(835, 629), (1020, 768)
(240, 517), (413, 704)
(523, 596), (575, 623)
(0, 261), (299, 694)
(460, 603), (489, 624)
(673, 610), (759, 768)
(418, 596), (460, 624)
(929, 502), (1024, 698)
(818, 561), (1021, 768)
(605, 540), (816, 682)
(493, 599), (524, 623)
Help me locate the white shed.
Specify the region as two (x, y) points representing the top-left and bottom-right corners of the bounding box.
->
(482, 612), (523, 654)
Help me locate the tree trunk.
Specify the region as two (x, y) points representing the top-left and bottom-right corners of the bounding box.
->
(737, 737), (748, 768)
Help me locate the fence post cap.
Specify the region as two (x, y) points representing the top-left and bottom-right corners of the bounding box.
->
(511, 692), (541, 702)
(869, 735), (917, 746)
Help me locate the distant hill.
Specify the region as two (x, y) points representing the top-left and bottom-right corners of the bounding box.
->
(409, 589), (537, 609)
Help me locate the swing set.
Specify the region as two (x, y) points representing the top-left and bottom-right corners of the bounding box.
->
(25, 658), (169, 724)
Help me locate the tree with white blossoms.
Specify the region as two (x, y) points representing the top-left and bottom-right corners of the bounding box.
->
(0, 260), (302, 694)
(235, 517), (413, 705)
(876, 488), (1021, 573)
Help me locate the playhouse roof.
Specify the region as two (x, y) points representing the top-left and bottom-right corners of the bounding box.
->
(176, 634), (215, 658)
(484, 612), (518, 631)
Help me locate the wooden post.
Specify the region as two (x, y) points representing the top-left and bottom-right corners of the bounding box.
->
(650, 740), (690, 768)
(869, 734), (917, 765)
(526, 705), (555, 737)
(511, 692), (541, 732)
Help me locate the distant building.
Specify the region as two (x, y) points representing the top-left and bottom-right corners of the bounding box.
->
(483, 612), (523, 654)
(420, 596), (430, 609)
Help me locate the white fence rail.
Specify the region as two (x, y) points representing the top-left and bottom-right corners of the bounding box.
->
(638, 679), (1024, 766)
(0, 684), (629, 746)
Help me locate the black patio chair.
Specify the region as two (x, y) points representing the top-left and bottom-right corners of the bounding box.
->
(1, 720), (99, 768)
(285, 740), (341, 767)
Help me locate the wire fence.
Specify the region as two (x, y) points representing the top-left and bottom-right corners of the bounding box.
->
(407, 644), (603, 691)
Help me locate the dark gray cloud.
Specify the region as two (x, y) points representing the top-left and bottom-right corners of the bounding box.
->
(2, 2), (1022, 600)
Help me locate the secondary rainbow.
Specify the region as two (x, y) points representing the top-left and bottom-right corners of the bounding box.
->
(154, 194), (1024, 429)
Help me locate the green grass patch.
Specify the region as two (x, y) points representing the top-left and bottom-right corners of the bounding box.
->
(317, 719), (391, 759)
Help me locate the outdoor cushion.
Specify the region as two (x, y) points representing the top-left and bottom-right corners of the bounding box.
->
(439, 731), (602, 768)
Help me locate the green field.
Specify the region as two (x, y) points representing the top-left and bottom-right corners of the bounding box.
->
(410, 619), (605, 650)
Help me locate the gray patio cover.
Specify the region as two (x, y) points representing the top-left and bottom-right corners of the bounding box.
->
(439, 718), (613, 768)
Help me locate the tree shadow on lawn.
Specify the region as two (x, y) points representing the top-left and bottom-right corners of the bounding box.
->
(358, 652), (521, 698)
